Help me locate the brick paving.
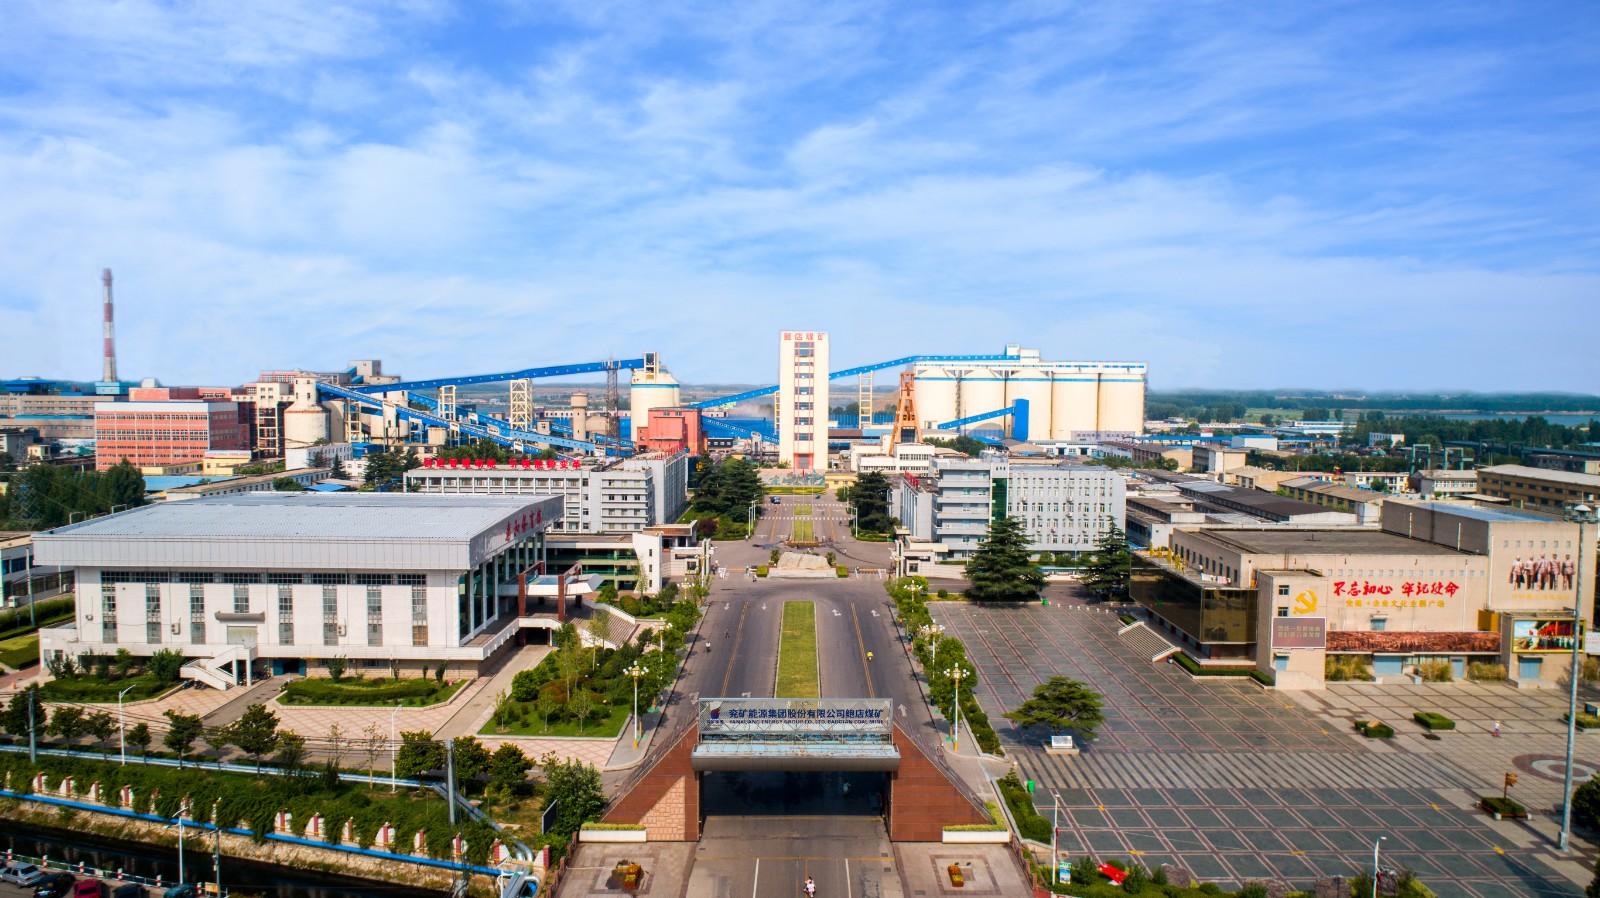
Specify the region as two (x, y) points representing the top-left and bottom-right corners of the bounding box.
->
(931, 598), (1589, 898)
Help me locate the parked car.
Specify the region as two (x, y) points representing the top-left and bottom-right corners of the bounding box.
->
(161, 885), (197, 898)
(110, 884), (145, 898)
(72, 882), (105, 898)
(1, 864), (47, 887)
(33, 873), (76, 898)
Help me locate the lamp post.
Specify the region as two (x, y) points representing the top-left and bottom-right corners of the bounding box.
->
(1559, 503), (1596, 852)
(118, 683), (137, 766)
(212, 797), (223, 898)
(390, 700), (401, 793)
(748, 500), (759, 541)
(1371, 835), (1385, 898)
(1051, 791), (1061, 884)
(626, 663), (645, 750)
(921, 623), (945, 667)
(163, 800), (190, 890)
(944, 665), (967, 752)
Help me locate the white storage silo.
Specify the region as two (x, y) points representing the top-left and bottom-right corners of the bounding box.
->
(1003, 367), (1052, 441)
(913, 366), (958, 430)
(957, 367), (1006, 426)
(284, 378), (331, 449)
(1050, 367), (1100, 439)
(630, 367), (682, 440)
(1096, 369), (1147, 434)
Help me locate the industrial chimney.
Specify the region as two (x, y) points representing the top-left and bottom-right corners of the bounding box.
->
(101, 268), (118, 383)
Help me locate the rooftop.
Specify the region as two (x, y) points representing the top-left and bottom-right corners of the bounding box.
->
(1185, 527), (1465, 557)
(1480, 464), (1600, 490)
(44, 493), (555, 542)
(1280, 476), (1386, 504)
(1405, 500), (1563, 523)
(1175, 479), (1342, 519)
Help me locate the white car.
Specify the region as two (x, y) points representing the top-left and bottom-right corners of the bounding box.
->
(0, 863), (47, 887)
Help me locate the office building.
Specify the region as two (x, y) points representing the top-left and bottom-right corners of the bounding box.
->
(94, 400), (250, 471)
(1477, 465), (1600, 512)
(33, 493), (565, 683)
(405, 452), (689, 534)
(777, 331), (829, 472)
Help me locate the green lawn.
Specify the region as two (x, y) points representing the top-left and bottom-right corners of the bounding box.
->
(776, 602), (819, 698)
(790, 519), (816, 543)
(479, 700), (631, 738)
(280, 677), (466, 707)
(794, 504), (812, 516)
(40, 673), (174, 703)
(0, 633), (39, 670)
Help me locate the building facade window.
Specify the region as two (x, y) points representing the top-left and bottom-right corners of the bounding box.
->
(145, 584), (161, 644)
(100, 581), (118, 643)
(278, 586), (294, 645)
(189, 585), (206, 644)
(412, 586), (428, 647)
(367, 586), (383, 646)
(233, 585), (250, 614)
(322, 586), (339, 646)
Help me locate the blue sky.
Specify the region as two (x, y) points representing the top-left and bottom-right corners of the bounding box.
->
(1, 1), (1597, 392)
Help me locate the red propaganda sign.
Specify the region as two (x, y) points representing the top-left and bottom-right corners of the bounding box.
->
(1272, 616), (1327, 650)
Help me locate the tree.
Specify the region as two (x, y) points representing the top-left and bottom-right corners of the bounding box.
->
(924, 435), (988, 457)
(271, 477), (307, 492)
(323, 723), (349, 786)
(99, 461), (147, 512)
(163, 710), (203, 765)
(964, 516), (1046, 602)
(847, 471), (895, 534)
(127, 722), (152, 757)
(201, 725), (232, 768)
(690, 457), (765, 522)
(586, 612), (612, 661)
(539, 755), (606, 837)
(568, 689), (598, 735)
(1, 687), (45, 739)
(394, 731), (445, 780)
(488, 743), (533, 793)
(360, 723), (385, 787)
(1079, 522), (1132, 602)
(114, 648), (136, 678)
(451, 735), (492, 782)
(535, 690), (561, 733)
(326, 655), (348, 682)
(1003, 676), (1106, 741)
(275, 730), (308, 776)
(86, 710), (117, 748)
(147, 648), (185, 685)
(48, 706), (87, 741)
(230, 703), (281, 772)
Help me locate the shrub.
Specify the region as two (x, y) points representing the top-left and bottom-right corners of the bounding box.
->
(1417, 659), (1453, 682)
(837, 565), (848, 578)
(281, 677), (454, 706)
(1468, 662), (1507, 681)
(757, 565), (769, 577)
(996, 773), (1051, 842)
(1563, 712), (1600, 729)
(937, 589), (949, 598)
(1325, 654), (1373, 682)
(1572, 776), (1600, 829)
(1480, 795), (1526, 817)
(1413, 711), (1455, 731)
(1353, 720), (1395, 739)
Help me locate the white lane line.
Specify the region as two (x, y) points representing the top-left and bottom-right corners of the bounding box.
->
(752, 857), (760, 898)
(845, 858), (851, 898)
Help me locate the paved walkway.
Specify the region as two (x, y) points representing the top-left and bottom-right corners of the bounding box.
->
(434, 644), (552, 740)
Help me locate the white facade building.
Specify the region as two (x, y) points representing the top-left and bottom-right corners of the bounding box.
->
(777, 331), (829, 472)
(32, 493), (564, 683)
(404, 452), (688, 533)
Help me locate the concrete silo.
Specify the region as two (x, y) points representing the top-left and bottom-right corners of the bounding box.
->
(957, 367), (1006, 428)
(630, 357), (681, 441)
(913, 366), (958, 430)
(1050, 367), (1100, 439)
(1003, 367), (1052, 441)
(1096, 367), (1147, 434)
(283, 377), (331, 449)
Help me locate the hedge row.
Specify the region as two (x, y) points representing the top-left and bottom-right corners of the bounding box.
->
(889, 577), (1003, 754)
(0, 752), (498, 864)
(1413, 711), (1455, 731)
(997, 772), (1051, 842)
(280, 677), (453, 706)
(1171, 652), (1273, 685)
(0, 597), (75, 640)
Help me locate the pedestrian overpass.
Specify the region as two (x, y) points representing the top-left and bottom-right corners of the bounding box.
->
(604, 698), (990, 841)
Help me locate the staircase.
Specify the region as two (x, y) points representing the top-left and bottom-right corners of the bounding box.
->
(179, 644), (253, 691)
(1117, 621), (1179, 662)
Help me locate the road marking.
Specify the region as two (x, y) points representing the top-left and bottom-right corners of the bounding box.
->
(845, 858), (851, 898)
(1290, 850), (1305, 856)
(752, 857), (760, 898)
(851, 603), (875, 698)
(1128, 849), (1144, 855)
(720, 603), (749, 696)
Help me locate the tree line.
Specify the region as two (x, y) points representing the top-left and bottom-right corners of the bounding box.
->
(0, 460), (146, 529)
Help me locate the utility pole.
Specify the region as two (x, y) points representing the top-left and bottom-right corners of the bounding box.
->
(27, 690), (37, 762)
(445, 739), (457, 826)
(213, 798), (223, 898)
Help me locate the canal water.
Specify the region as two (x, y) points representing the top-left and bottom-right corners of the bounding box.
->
(0, 823), (449, 898)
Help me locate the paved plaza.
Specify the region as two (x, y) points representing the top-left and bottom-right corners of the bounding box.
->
(930, 599), (1596, 897)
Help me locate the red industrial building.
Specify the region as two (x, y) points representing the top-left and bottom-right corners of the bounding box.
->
(638, 408), (705, 455)
(94, 400), (250, 470)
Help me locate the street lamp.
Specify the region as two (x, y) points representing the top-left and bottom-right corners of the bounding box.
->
(1051, 791), (1062, 884)
(747, 500), (759, 541)
(920, 623), (945, 666)
(626, 663), (645, 750)
(944, 665), (968, 752)
(390, 700), (402, 793)
(1371, 835), (1385, 898)
(1559, 502), (1597, 852)
(162, 800), (191, 890)
(117, 683), (137, 766)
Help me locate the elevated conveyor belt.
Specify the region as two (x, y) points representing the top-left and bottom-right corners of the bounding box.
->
(683, 353), (1020, 410)
(348, 358), (645, 394)
(317, 381), (617, 454)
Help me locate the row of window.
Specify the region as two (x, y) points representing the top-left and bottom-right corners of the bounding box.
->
(101, 582), (432, 647)
(102, 570), (427, 586)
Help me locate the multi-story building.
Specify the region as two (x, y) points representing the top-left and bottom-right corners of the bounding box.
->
(1412, 469), (1478, 498)
(94, 400), (250, 471)
(1131, 502), (1595, 688)
(893, 455), (1126, 562)
(1477, 464), (1600, 512)
(0, 388), (103, 441)
(2, 532), (72, 608)
(1166, 477), (1357, 526)
(1191, 444), (1247, 474)
(405, 452), (689, 534)
(33, 493), (565, 682)
(777, 331), (829, 472)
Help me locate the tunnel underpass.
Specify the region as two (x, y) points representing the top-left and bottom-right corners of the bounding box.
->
(700, 769), (888, 817)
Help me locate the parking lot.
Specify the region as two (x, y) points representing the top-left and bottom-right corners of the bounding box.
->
(930, 599), (1591, 897)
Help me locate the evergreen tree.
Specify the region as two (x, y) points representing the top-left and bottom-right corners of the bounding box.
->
(229, 703), (281, 772)
(848, 471), (895, 534)
(964, 516), (1046, 602)
(1079, 521), (1132, 601)
(1003, 676), (1106, 740)
(690, 457), (765, 522)
(163, 710), (203, 766)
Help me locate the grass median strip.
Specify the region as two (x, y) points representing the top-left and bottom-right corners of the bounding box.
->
(776, 601), (819, 698)
(791, 519), (816, 542)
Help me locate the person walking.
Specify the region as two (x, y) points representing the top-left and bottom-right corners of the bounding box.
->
(805, 876), (817, 896)
(1493, 720), (1501, 737)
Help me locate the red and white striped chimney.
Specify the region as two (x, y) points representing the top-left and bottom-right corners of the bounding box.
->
(101, 268), (117, 383)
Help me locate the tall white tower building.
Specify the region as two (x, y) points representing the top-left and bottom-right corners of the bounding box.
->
(777, 330), (829, 472)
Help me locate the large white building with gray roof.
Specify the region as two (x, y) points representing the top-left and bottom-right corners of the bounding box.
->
(32, 492), (564, 685)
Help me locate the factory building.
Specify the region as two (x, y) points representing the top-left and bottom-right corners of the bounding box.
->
(1477, 465), (1600, 512)
(405, 451), (689, 534)
(32, 493), (565, 682)
(94, 400), (250, 471)
(0, 386), (103, 441)
(910, 347), (1146, 440)
(777, 331), (829, 471)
